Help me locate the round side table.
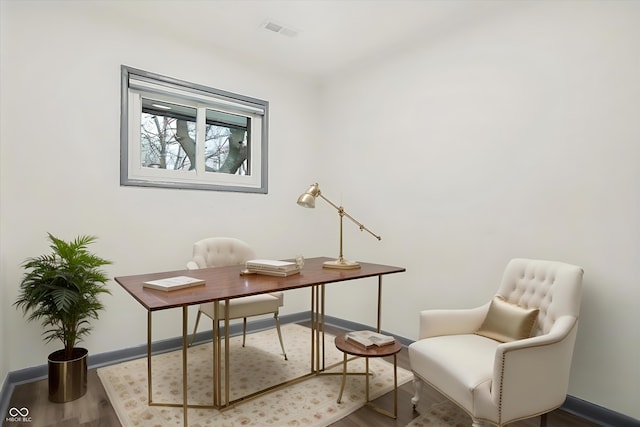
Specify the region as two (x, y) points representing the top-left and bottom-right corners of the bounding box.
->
(334, 334), (403, 419)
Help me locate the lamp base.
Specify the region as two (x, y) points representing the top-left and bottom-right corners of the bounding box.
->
(323, 258), (361, 270)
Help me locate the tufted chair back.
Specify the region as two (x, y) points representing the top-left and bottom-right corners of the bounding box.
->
(497, 258), (583, 336)
(186, 237), (288, 359)
(188, 237), (256, 270)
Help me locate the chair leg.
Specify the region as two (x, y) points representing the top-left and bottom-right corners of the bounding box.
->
(411, 376), (422, 409)
(540, 412), (548, 427)
(274, 313), (288, 360)
(242, 318), (247, 347)
(189, 310), (202, 347)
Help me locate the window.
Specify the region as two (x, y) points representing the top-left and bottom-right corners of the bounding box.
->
(120, 66), (268, 193)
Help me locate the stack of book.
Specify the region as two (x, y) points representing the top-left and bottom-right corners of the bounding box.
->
(143, 276), (205, 292)
(345, 330), (396, 348)
(245, 259), (300, 277)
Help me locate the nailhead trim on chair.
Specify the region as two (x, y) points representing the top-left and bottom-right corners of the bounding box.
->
(498, 352), (506, 425)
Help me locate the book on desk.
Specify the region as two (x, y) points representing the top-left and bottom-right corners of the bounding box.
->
(245, 259), (300, 277)
(143, 276), (205, 292)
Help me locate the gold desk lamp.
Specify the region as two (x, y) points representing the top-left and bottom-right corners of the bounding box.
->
(297, 182), (381, 269)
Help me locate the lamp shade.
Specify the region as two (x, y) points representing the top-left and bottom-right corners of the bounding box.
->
(297, 183), (321, 208)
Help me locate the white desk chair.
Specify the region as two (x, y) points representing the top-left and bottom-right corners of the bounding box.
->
(409, 258), (583, 427)
(187, 237), (287, 360)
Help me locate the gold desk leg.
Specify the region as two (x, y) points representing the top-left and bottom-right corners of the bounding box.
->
(147, 311), (152, 405)
(321, 285), (325, 371)
(337, 353), (347, 403)
(213, 301), (220, 407)
(311, 284), (326, 373)
(211, 299), (231, 409)
(224, 298), (230, 407)
(182, 306), (188, 427)
(377, 275), (382, 333)
(315, 285), (321, 372)
(212, 303), (217, 407)
(312, 285), (324, 373)
(310, 286), (316, 373)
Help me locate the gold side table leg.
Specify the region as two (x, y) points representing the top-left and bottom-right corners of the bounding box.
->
(337, 353), (348, 403)
(365, 357), (370, 402)
(393, 353), (398, 418)
(363, 354), (398, 419)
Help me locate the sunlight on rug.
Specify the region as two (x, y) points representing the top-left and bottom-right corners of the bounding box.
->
(406, 400), (472, 427)
(98, 323), (413, 427)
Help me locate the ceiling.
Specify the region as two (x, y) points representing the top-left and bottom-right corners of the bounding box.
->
(87, 0), (508, 80)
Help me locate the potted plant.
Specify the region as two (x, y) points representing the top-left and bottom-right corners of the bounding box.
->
(14, 233), (112, 403)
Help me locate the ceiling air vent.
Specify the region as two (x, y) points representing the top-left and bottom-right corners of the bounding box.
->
(261, 20), (299, 38)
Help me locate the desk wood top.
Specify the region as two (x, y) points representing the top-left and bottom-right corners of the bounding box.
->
(114, 257), (405, 311)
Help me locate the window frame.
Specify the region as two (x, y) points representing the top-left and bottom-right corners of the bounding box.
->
(120, 65), (268, 193)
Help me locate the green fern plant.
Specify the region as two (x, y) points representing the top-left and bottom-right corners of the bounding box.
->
(14, 233), (112, 360)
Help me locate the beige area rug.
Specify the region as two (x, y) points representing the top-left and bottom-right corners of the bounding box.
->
(406, 400), (472, 427)
(98, 323), (413, 427)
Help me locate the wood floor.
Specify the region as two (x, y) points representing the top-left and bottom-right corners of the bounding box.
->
(5, 324), (599, 427)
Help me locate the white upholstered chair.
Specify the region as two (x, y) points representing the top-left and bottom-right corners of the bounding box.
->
(187, 237), (287, 360)
(408, 258), (583, 427)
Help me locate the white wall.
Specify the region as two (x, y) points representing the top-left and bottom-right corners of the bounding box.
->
(318, 0), (640, 419)
(2, 0), (639, 421)
(0, 0), (325, 386)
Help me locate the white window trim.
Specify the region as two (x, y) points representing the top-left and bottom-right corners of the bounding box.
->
(120, 65), (268, 193)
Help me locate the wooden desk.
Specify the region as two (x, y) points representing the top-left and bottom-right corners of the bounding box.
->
(114, 257), (405, 426)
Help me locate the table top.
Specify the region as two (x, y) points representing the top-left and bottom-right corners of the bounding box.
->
(114, 256), (405, 311)
(334, 334), (402, 357)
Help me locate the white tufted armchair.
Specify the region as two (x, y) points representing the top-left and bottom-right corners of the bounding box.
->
(408, 258), (583, 427)
(187, 237), (287, 360)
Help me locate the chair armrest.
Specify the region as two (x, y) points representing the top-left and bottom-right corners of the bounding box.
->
(269, 291), (284, 307)
(186, 261), (199, 270)
(418, 303), (489, 339)
(491, 316), (579, 417)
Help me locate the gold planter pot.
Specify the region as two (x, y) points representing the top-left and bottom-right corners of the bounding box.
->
(48, 347), (88, 403)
